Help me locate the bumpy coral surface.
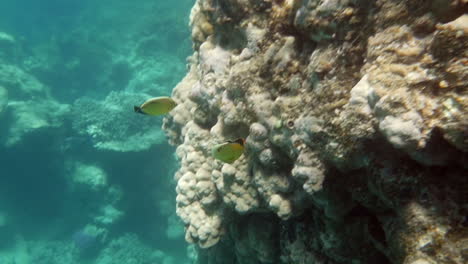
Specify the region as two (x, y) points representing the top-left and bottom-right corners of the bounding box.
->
(72, 91), (166, 152)
(163, 0), (468, 263)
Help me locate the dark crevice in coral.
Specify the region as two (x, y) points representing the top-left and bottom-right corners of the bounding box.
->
(367, 213), (388, 247)
(429, 0), (468, 23)
(214, 24), (247, 52)
(252, 0), (272, 12)
(405, 0), (436, 20)
(197, 240), (237, 264)
(365, 134), (415, 164)
(225, 212), (281, 263)
(223, 122), (250, 140)
(411, 14), (438, 37)
(194, 105), (219, 130)
(289, 203), (394, 264)
(279, 24), (317, 66)
(214, 0), (247, 24)
(279, 218), (297, 243)
(368, 250), (393, 264)
(417, 127), (467, 166)
(431, 33), (468, 61)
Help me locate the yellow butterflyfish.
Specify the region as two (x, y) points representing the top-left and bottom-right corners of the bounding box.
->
(212, 138), (245, 164)
(134, 96), (177, 116)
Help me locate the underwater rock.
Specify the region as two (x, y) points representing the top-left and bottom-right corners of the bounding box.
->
(65, 160), (124, 234)
(94, 204), (124, 226)
(0, 60), (70, 147)
(72, 225), (108, 258)
(163, 0), (468, 263)
(3, 99), (69, 147)
(0, 64), (48, 99)
(69, 162), (108, 191)
(0, 32), (16, 63)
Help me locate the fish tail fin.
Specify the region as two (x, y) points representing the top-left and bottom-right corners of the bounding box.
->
(134, 106), (143, 114)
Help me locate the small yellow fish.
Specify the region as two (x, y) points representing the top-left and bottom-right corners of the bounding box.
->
(134, 96), (177, 116)
(212, 138), (245, 164)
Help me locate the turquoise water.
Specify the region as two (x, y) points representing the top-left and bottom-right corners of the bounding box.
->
(0, 0), (194, 263)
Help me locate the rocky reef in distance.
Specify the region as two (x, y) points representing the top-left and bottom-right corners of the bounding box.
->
(0, 0), (193, 263)
(163, 0), (468, 264)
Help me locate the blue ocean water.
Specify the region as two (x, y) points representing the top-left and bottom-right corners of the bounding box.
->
(0, 0), (194, 263)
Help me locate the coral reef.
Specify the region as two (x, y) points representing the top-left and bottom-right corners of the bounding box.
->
(96, 233), (176, 264)
(65, 161), (124, 229)
(163, 0), (468, 263)
(71, 91), (166, 152)
(28, 241), (79, 264)
(0, 62), (69, 147)
(0, 32), (17, 64)
(0, 1), (193, 263)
